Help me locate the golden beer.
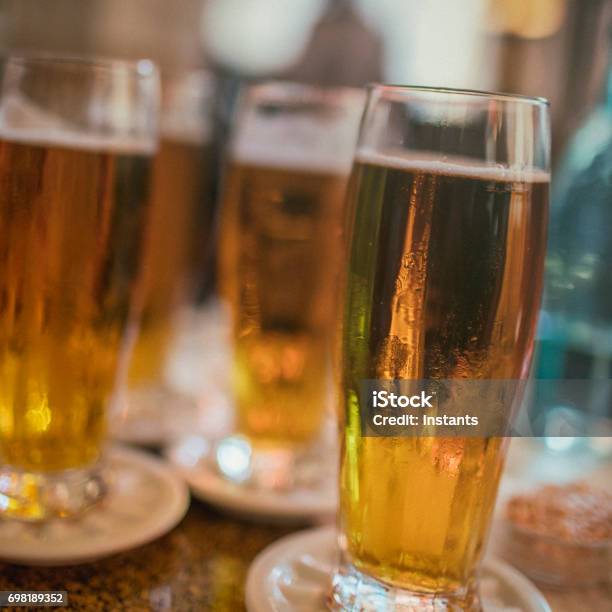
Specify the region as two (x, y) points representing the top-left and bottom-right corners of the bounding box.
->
(128, 136), (213, 385)
(339, 153), (549, 593)
(221, 160), (348, 445)
(0, 135), (152, 473)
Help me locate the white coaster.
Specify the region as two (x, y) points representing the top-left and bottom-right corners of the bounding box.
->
(166, 437), (337, 525)
(0, 446), (189, 566)
(245, 526), (552, 612)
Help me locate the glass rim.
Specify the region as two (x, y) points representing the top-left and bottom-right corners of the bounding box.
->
(367, 83), (549, 107)
(1, 53), (158, 78)
(246, 80), (366, 102)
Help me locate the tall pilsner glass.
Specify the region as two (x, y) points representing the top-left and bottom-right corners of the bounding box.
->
(0, 57), (158, 520)
(127, 70), (215, 389)
(330, 86), (550, 610)
(217, 83), (364, 489)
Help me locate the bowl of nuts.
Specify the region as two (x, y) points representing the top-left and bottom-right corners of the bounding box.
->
(501, 482), (611, 587)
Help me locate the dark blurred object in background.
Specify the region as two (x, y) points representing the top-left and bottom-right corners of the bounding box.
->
(534, 15), (612, 435)
(0, 0), (205, 69)
(489, 0), (612, 160)
(285, 0), (383, 87)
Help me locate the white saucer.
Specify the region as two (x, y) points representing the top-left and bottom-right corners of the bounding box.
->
(0, 446), (189, 566)
(166, 436), (337, 525)
(245, 527), (552, 612)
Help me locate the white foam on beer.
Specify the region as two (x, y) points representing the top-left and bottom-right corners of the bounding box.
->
(231, 98), (364, 175)
(233, 139), (355, 175)
(0, 96), (156, 154)
(0, 126), (156, 155)
(356, 148), (550, 183)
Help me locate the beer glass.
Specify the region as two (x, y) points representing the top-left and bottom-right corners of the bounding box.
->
(330, 86), (550, 610)
(123, 70), (216, 437)
(0, 57), (158, 520)
(217, 83), (364, 489)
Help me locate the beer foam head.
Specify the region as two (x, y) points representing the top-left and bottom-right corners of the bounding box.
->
(0, 127), (157, 155)
(232, 92), (365, 175)
(356, 148), (550, 183)
(0, 95), (156, 155)
(233, 139), (355, 175)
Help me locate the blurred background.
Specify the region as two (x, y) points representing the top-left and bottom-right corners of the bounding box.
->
(2, 0), (609, 157)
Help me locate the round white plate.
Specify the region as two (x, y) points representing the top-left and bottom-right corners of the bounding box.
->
(166, 437), (337, 525)
(0, 446), (189, 566)
(245, 527), (552, 612)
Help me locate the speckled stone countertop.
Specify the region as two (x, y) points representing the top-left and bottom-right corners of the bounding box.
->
(0, 500), (294, 611)
(0, 499), (609, 611)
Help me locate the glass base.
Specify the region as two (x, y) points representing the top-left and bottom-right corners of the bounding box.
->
(213, 433), (336, 492)
(0, 463), (107, 522)
(329, 564), (481, 612)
